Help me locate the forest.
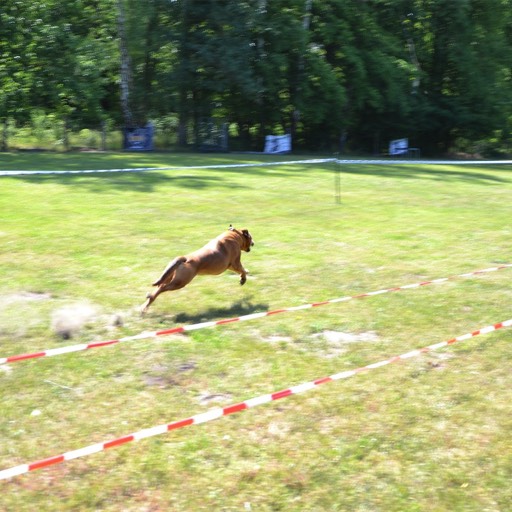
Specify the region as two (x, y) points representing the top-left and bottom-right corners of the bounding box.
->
(1, 0), (512, 155)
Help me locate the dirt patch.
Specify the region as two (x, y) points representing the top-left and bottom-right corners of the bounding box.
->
(312, 330), (379, 344)
(198, 392), (232, 405)
(0, 291), (51, 308)
(311, 330), (380, 358)
(426, 351), (455, 370)
(143, 374), (180, 388)
(143, 362), (196, 389)
(261, 335), (293, 344)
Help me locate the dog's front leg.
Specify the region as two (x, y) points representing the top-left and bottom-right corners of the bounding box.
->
(230, 259), (248, 285)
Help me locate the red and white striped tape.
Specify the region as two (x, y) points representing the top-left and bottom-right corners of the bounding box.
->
(1, 317), (511, 480)
(1, 264), (511, 366)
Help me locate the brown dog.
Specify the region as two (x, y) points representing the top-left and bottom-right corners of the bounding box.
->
(140, 226), (254, 314)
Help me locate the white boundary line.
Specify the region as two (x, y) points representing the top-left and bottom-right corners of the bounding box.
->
(336, 159), (512, 165)
(0, 158), (510, 176)
(0, 159), (333, 176)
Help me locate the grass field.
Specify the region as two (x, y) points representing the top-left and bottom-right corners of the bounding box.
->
(1, 152), (512, 511)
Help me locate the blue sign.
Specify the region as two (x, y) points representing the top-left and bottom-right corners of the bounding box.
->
(124, 123), (154, 151)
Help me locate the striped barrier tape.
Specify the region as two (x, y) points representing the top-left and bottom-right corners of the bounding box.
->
(1, 317), (511, 480)
(1, 264), (511, 366)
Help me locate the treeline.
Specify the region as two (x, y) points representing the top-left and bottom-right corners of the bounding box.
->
(1, 0), (512, 155)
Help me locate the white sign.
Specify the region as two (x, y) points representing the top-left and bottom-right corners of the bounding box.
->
(264, 134), (292, 154)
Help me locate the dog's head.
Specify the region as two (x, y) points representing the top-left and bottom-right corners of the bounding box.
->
(241, 228), (254, 252)
(229, 225), (255, 252)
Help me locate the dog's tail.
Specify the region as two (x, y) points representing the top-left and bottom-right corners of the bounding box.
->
(152, 256), (187, 286)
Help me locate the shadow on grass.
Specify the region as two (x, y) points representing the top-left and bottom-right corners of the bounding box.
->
(0, 151), (329, 192)
(12, 170), (250, 193)
(5, 156), (510, 191)
(338, 163), (511, 184)
(0, 150), (303, 171)
(168, 297), (269, 325)
(8, 160), (324, 192)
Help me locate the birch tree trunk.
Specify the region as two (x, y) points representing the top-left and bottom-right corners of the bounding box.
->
(177, 0), (189, 147)
(117, 0), (134, 129)
(1, 120), (7, 151)
(291, 0), (313, 140)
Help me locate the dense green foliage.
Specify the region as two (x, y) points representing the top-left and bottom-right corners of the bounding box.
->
(1, 0), (512, 154)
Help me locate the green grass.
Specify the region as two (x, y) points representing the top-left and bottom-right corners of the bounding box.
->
(1, 152), (512, 511)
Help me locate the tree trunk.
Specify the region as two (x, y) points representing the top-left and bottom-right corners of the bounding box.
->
(63, 118), (70, 151)
(291, 0), (313, 141)
(1, 120), (7, 151)
(117, 0), (134, 129)
(177, 0), (189, 146)
(101, 119), (107, 151)
(178, 88), (188, 147)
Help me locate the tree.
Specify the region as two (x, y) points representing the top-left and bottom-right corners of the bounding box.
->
(1, 0), (511, 154)
(307, 0), (413, 152)
(170, 0), (259, 146)
(407, 0), (512, 152)
(0, 1), (40, 148)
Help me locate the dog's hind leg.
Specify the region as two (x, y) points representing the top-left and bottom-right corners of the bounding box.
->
(140, 295), (155, 315)
(140, 282), (171, 315)
(141, 257), (187, 315)
(140, 286), (162, 314)
(140, 267), (194, 315)
(152, 256), (187, 286)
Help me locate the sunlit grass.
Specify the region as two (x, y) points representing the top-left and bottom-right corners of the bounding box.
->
(0, 153), (511, 511)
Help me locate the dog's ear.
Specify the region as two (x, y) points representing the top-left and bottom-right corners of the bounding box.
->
(242, 229), (250, 237)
